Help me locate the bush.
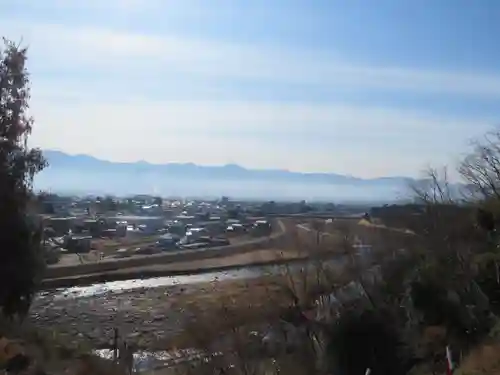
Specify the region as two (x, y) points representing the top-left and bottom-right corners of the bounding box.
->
(324, 308), (408, 375)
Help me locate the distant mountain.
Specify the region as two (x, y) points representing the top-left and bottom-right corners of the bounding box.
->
(41, 150), (414, 185)
(34, 150), (417, 202)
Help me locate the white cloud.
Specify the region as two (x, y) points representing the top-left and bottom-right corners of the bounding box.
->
(1, 16), (497, 177)
(3, 21), (500, 97)
(7, 0), (164, 14)
(29, 98), (489, 139)
(28, 97), (493, 177)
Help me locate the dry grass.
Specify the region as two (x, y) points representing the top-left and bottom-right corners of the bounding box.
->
(455, 342), (500, 375)
(114, 248), (300, 274)
(0, 318), (125, 375)
(142, 218), (500, 375)
(159, 259), (347, 375)
(168, 276), (291, 349)
(166, 257), (350, 350)
(72, 354), (129, 375)
(92, 235), (160, 254)
(358, 218), (416, 235)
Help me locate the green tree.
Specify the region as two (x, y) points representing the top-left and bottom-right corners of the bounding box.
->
(0, 39), (47, 318)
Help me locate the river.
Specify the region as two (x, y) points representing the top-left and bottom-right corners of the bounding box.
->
(45, 258), (345, 300)
(34, 257), (350, 372)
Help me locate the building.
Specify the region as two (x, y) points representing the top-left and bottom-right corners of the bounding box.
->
(167, 222), (187, 236)
(251, 220), (272, 236)
(66, 235), (92, 253)
(156, 233), (181, 250)
(47, 217), (77, 236)
(105, 215), (165, 232)
(183, 227), (208, 243)
(196, 221), (226, 236)
(174, 215), (197, 225)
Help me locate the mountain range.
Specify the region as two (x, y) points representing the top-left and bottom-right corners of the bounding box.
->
(34, 150), (417, 202)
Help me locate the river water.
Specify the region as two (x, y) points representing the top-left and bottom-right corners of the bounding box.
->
(93, 347), (211, 372)
(43, 258), (347, 372)
(60, 266), (276, 372)
(47, 259), (342, 300)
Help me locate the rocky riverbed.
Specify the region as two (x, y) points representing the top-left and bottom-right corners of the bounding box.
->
(28, 273), (289, 351)
(30, 284), (194, 349)
(27, 255), (345, 353)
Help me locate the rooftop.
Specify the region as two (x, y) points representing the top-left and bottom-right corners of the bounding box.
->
(106, 215), (164, 221)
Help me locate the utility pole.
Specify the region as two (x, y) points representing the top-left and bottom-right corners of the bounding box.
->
(112, 327), (119, 363)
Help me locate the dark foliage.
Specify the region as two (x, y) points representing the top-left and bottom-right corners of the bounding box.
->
(0, 39), (46, 318)
(369, 204), (424, 230)
(411, 281), (455, 327)
(411, 280), (492, 346)
(324, 308), (407, 375)
(475, 262), (500, 314)
(3, 353), (31, 373)
(476, 207), (496, 233)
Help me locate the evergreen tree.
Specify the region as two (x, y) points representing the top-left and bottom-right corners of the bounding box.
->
(0, 39), (47, 318)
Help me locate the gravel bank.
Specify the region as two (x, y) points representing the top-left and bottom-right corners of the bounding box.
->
(42, 248), (297, 288)
(28, 276), (288, 351)
(30, 284), (193, 349)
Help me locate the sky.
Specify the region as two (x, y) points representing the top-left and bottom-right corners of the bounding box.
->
(2, 0), (500, 179)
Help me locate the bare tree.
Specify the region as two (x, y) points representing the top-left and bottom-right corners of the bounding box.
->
(459, 130), (500, 202)
(407, 167), (495, 348)
(410, 168), (478, 282)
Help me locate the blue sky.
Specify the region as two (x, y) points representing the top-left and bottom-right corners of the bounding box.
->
(2, 0), (500, 178)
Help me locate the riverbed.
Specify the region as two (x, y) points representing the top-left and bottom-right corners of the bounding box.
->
(29, 264), (294, 350)
(27, 254), (353, 375)
(24, 255), (355, 375)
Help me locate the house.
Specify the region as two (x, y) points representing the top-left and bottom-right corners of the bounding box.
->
(106, 215), (165, 232)
(48, 217), (77, 236)
(183, 228), (208, 243)
(66, 235), (92, 254)
(167, 222), (187, 236)
(174, 215), (197, 225)
(251, 220), (272, 236)
(156, 233), (180, 250)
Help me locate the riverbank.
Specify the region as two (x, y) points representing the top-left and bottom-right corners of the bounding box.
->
(41, 247), (309, 289)
(30, 251), (347, 353)
(45, 219), (288, 280)
(30, 274), (291, 352)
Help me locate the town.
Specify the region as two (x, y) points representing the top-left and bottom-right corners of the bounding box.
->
(35, 194), (367, 267)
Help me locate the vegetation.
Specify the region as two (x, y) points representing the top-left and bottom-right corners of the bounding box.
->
(167, 130), (500, 375)
(0, 39), (46, 319)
